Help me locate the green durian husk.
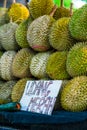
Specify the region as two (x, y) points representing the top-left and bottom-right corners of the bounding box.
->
(66, 42), (87, 77)
(0, 80), (17, 104)
(0, 51), (16, 81)
(53, 7), (70, 20)
(49, 17), (75, 51)
(60, 76), (87, 112)
(15, 18), (30, 48)
(11, 78), (32, 102)
(27, 0), (54, 19)
(46, 51), (71, 80)
(69, 4), (87, 41)
(27, 15), (55, 52)
(0, 22), (19, 51)
(12, 48), (35, 78)
(0, 8), (9, 26)
(30, 51), (51, 79)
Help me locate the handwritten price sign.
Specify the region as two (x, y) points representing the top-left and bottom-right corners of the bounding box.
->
(20, 80), (62, 115)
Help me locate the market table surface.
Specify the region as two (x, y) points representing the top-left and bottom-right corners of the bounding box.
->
(0, 110), (87, 130)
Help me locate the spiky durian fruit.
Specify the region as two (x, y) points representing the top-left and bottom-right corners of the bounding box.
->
(46, 51), (70, 80)
(0, 51), (16, 81)
(27, 15), (55, 51)
(30, 51), (51, 79)
(0, 80), (17, 104)
(15, 18), (30, 48)
(53, 0), (70, 20)
(27, 0), (54, 19)
(49, 17), (75, 51)
(61, 76), (87, 112)
(0, 7), (9, 26)
(69, 4), (87, 41)
(0, 22), (19, 51)
(11, 78), (31, 102)
(66, 42), (87, 77)
(7, 3), (29, 23)
(12, 48), (35, 79)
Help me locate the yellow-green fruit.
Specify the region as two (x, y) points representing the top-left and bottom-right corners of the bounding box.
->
(12, 48), (35, 78)
(53, 7), (70, 20)
(0, 8), (9, 26)
(0, 22), (19, 51)
(61, 76), (87, 112)
(49, 17), (75, 51)
(30, 51), (51, 79)
(66, 42), (87, 77)
(27, 15), (55, 51)
(0, 51), (16, 81)
(46, 51), (70, 80)
(27, 0), (54, 19)
(8, 3), (29, 23)
(0, 80), (17, 104)
(11, 78), (31, 102)
(69, 4), (87, 41)
(15, 19), (30, 48)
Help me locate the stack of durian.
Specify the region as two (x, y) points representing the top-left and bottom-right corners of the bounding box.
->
(0, 0), (87, 113)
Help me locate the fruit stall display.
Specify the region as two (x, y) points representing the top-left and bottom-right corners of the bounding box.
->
(0, 0), (87, 129)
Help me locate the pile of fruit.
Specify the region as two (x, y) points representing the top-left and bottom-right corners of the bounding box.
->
(0, 0), (87, 112)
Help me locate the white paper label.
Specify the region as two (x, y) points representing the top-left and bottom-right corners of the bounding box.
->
(20, 80), (62, 115)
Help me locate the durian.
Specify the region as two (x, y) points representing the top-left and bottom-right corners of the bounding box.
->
(49, 17), (75, 51)
(0, 0), (9, 26)
(11, 78), (31, 102)
(27, 0), (54, 19)
(61, 76), (87, 112)
(0, 80), (17, 104)
(30, 51), (51, 79)
(0, 51), (16, 80)
(46, 51), (70, 80)
(15, 18), (30, 48)
(66, 42), (87, 77)
(53, 0), (71, 20)
(27, 15), (55, 51)
(7, 1), (30, 23)
(0, 22), (19, 51)
(12, 48), (35, 78)
(69, 4), (87, 41)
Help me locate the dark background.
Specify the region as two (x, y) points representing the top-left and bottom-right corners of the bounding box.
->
(0, 0), (29, 7)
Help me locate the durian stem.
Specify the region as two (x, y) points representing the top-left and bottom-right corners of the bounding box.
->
(3, 0), (7, 8)
(60, 0), (64, 7)
(13, 0), (16, 3)
(50, 5), (58, 17)
(70, 3), (73, 16)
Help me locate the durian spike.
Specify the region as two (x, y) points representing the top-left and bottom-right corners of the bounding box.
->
(13, 0), (16, 3)
(3, 0), (7, 8)
(70, 3), (73, 16)
(50, 5), (58, 17)
(60, 0), (64, 7)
